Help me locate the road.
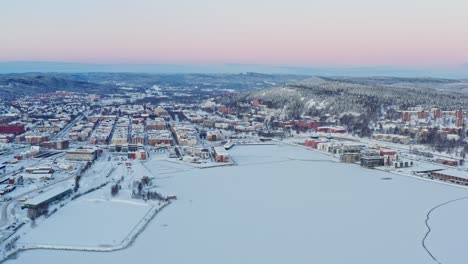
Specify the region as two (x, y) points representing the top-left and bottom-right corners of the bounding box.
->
(51, 112), (87, 141)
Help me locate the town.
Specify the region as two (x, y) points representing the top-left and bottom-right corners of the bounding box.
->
(0, 78), (467, 262)
(2, 0), (468, 262)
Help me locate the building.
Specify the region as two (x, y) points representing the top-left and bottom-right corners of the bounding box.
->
(65, 148), (98, 161)
(316, 126), (346, 133)
(431, 169), (468, 185)
(0, 134), (14, 143)
(214, 122), (230, 129)
(148, 130), (173, 145)
(24, 187), (72, 219)
(418, 111), (427, 119)
(393, 160), (413, 168)
(218, 105), (233, 115)
(402, 112), (411, 122)
(304, 139), (323, 149)
(360, 156), (384, 168)
(372, 134), (411, 144)
(207, 130), (222, 141)
(25, 167), (54, 174)
(42, 139), (69, 150)
(154, 107), (169, 117)
(128, 150), (147, 160)
(203, 120), (216, 128)
(185, 147), (210, 159)
(295, 120), (321, 129)
(0, 124), (25, 135)
(146, 118), (166, 130)
(379, 147), (398, 165)
(214, 146), (229, 162)
(340, 153), (361, 163)
(435, 158), (459, 166)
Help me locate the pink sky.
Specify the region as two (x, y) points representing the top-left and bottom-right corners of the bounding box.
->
(1, 0), (468, 68)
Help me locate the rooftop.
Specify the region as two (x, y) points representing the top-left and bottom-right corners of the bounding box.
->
(24, 186), (72, 207)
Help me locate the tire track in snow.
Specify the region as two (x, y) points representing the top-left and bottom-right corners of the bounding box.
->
(422, 196), (468, 264)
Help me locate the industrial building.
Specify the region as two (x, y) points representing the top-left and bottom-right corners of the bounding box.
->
(65, 148), (98, 161)
(431, 169), (468, 185)
(360, 156), (384, 168)
(24, 187), (72, 219)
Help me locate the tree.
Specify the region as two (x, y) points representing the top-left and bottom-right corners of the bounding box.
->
(74, 176), (81, 192)
(111, 184), (119, 196)
(137, 182), (143, 195)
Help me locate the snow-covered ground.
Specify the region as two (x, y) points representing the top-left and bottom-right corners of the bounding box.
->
(5, 144), (468, 264)
(18, 191), (152, 247)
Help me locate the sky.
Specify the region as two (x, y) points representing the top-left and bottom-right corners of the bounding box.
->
(1, 0), (468, 74)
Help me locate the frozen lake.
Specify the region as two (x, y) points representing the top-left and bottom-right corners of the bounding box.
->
(6, 144), (468, 264)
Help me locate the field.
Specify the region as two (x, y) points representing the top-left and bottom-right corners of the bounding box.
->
(19, 188), (152, 248)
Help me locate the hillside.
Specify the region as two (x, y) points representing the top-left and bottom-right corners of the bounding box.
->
(0, 72), (307, 100)
(234, 76), (468, 120)
(0, 73), (120, 99)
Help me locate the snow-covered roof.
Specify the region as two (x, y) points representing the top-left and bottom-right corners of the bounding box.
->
(435, 169), (468, 180)
(25, 186), (72, 207)
(214, 146), (229, 156)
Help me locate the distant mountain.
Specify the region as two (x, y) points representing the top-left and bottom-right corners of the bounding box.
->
(0, 73), (120, 99)
(0, 61), (467, 78)
(0, 72), (307, 99)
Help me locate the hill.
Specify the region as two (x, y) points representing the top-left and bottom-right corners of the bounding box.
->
(0, 73), (120, 99)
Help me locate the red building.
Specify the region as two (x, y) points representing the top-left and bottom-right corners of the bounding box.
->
(304, 139), (324, 149)
(431, 170), (468, 185)
(435, 158), (458, 166)
(402, 112), (411, 121)
(218, 106), (233, 115)
(316, 126), (346, 133)
(148, 138), (173, 145)
(433, 109), (442, 118)
(131, 137), (145, 144)
(25, 135), (49, 144)
(418, 111), (427, 119)
(380, 148), (397, 156)
(295, 121), (321, 129)
(214, 147), (229, 162)
(0, 124), (25, 135)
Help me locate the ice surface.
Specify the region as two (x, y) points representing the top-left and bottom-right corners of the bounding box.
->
(6, 144), (468, 264)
